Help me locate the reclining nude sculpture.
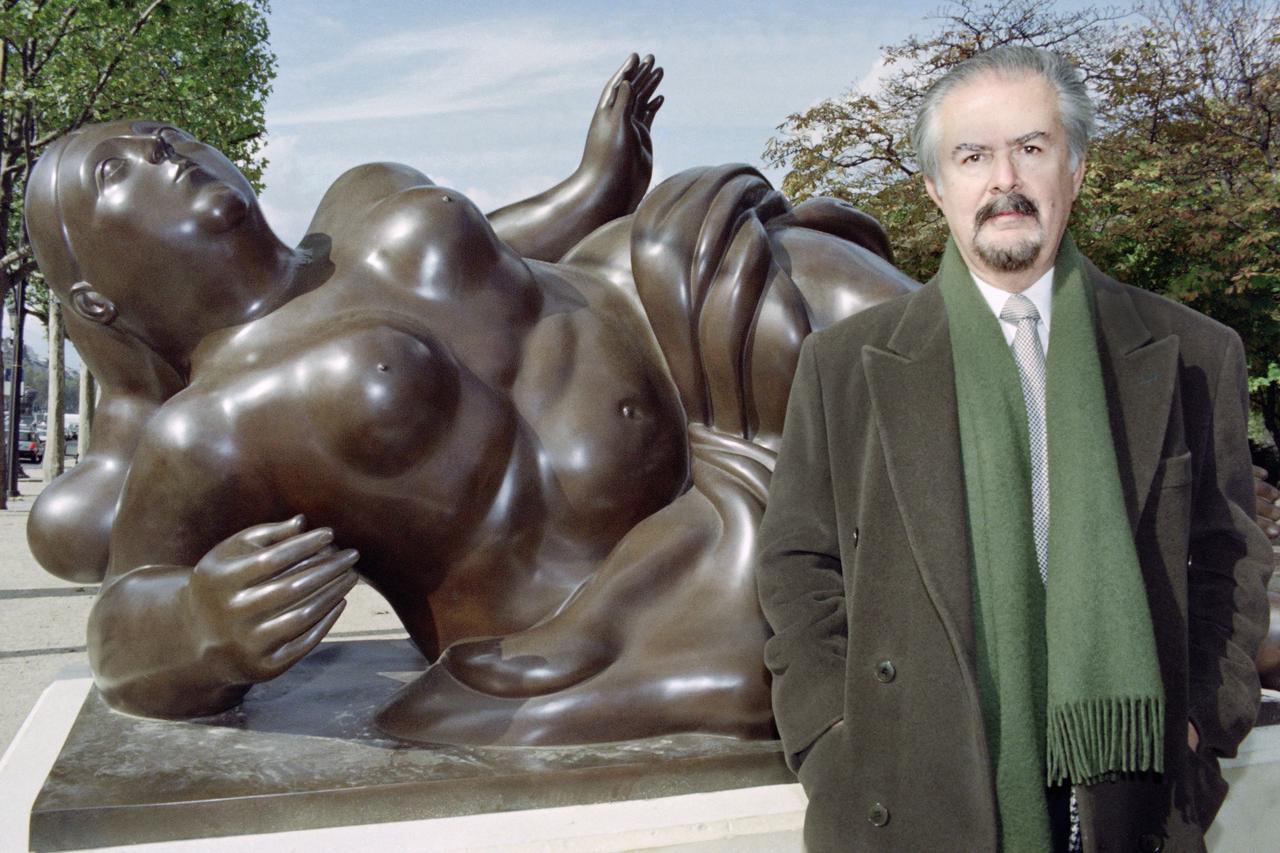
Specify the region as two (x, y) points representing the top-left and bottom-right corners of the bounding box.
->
(24, 54), (911, 745)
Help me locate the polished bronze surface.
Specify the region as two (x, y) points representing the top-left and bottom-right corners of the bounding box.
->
(24, 55), (920, 745)
(30, 639), (793, 850)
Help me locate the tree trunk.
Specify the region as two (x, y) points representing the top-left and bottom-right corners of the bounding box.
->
(6, 278), (26, 498)
(43, 299), (65, 481)
(78, 364), (96, 458)
(0, 294), (8, 511)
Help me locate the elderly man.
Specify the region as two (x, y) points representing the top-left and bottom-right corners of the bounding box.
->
(757, 45), (1273, 852)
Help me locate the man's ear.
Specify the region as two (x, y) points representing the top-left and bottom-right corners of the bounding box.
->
(68, 281), (117, 326)
(1071, 157), (1086, 199)
(925, 174), (943, 208)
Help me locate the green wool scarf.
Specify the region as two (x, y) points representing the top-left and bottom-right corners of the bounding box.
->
(937, 235), (1165, 851)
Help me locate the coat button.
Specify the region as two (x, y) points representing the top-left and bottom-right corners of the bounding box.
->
(874, 660), (896, 683)
(868, 802), (890, 826)
(853, 527), (860, 547)
(1139, 834), (1164, 852)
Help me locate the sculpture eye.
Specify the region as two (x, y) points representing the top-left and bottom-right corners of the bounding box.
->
(96, 157), (127, 192)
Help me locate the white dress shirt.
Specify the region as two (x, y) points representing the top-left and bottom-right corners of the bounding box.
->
(971, 268), (1054, 353)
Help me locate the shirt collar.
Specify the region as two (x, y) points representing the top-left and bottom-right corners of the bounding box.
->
(970, 267), (1054, 340)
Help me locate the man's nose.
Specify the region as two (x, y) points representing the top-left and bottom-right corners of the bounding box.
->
(989, 150), (1019, 193)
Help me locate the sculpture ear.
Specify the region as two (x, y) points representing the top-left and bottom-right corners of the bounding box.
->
(68, 281), (117, 326)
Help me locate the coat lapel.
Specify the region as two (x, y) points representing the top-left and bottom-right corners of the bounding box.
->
(1090, 266), (1180, 529)
(862, 283), (976, 666)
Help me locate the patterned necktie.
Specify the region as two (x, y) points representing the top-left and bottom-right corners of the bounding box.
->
(1000, 293), (1049, 584)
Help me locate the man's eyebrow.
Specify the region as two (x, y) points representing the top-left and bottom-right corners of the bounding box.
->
(1013, 131), (1048, 145)
(952, 142), (990, 155)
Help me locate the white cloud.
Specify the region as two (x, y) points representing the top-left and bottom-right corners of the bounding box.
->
(856, 54), (893, 95)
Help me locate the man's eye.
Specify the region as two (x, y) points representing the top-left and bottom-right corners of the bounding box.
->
(962, 153), (983, 164)
(1022, 145), (1042, 155)
(97, 158), (127, 191)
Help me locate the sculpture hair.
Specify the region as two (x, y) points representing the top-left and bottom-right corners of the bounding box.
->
(24, 123), (186, 398)
(25, 129), (88, 302)
(910, 45), (1095, 183)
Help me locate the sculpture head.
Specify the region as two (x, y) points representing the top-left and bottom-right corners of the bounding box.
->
(26, 121), (282, 376)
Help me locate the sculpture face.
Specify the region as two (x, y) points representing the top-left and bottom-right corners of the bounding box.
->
(31, 121), (281, 364)
(85, 122), (255, 238)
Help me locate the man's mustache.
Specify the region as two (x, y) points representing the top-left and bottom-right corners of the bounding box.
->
(974, 192), (1039, 229)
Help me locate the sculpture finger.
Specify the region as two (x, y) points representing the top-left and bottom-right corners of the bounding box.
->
(642, 95), (664, 129)
(600, 53), (639, 109)
(633, 65), (663, 106)
(608, 79), (632, 113)
(262, 600), (347, 679)
(233, 527), (336, 585)
(237, 515), (308, 549)
(1255, 466), (1279, 502)
(258, 570), (358, 641)
(633, 54), (656, 83)
(242, 548), (359, 611)
(1260, 496), (1280, 522)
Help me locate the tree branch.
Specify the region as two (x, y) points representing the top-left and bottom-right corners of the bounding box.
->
(61, 0), (165, 135)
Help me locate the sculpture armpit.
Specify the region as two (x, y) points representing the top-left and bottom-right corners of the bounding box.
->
(25, 56), (909, 744)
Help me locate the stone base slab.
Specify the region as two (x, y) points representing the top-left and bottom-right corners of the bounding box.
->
(20, 640), (794, 851)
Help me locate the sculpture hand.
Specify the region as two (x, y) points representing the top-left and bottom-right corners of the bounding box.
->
(583, 53), (663, 209)
(186, 516), (359, 685)
(1254, 465), (1280, 542)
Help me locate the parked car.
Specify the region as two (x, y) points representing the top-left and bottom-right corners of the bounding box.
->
(17, 422), (44, 463)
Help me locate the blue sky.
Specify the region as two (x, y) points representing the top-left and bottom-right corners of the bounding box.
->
(256, 0), (950, 243)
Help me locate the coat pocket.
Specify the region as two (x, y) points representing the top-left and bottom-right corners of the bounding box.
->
(797, 719), (846, 794)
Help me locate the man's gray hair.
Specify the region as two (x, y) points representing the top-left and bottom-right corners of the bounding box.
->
(910, 45), (1095, 182)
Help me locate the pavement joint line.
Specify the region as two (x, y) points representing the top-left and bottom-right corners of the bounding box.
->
(0, 646), (86, 660)
(0, 587), (98, 600)
(0, 629), (410, 662)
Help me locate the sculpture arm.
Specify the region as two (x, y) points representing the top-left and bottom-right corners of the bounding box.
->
(89, 516), (358, 717)
(27, 391), (161, 584)
(1186, 331), (1273, 757)
(487, 53), (662, 262)
(755, 338), (848, 771)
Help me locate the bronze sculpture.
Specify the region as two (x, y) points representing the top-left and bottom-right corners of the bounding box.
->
(25, 55), (916, 744)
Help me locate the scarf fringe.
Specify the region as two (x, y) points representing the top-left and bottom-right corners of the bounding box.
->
(1046, 696), (1165, 786)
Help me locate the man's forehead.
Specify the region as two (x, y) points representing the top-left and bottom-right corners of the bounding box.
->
(937, 74), (1062, 138)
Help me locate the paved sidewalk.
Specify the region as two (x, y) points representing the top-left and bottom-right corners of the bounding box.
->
(0, 466), (409, 756)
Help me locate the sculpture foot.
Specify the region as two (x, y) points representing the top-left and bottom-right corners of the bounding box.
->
(375, 653), (773, 747)
(437, 627), (617, 699)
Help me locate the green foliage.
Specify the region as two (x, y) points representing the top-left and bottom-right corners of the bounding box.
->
(1, 0), (277, 301)
(765, 0), (1280, 448)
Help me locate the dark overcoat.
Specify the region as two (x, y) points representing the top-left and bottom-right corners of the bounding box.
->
(756, 258), (1273, 852)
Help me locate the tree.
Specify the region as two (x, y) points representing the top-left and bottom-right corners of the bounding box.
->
(765, 0), (1280, 454)
(0, 0), (276, 499)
